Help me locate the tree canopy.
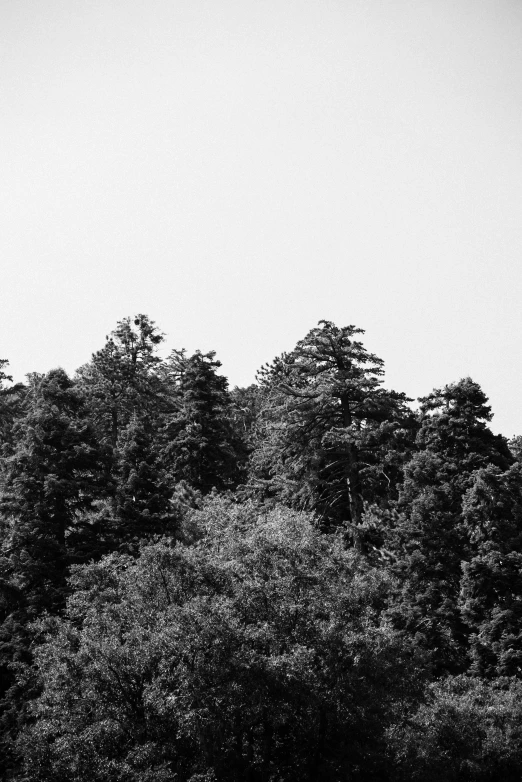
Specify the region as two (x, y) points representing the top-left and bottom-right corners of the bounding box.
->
(0, 314), (521, 780)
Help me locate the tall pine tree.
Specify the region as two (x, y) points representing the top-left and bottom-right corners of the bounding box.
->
(385, 378), (513, 673)
(460, 462), (522, 677)
(161, 350), (243, 494)
(250, 321), (413, 534)
(0, 368), (107, 777)
(76, 314), (165, 450)
(1, 368), (108, 611)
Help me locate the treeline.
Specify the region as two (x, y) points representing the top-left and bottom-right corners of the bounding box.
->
(1, 315), (522, 780)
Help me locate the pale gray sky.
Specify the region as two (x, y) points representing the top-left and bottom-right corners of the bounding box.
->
(1, 0), (522, 434)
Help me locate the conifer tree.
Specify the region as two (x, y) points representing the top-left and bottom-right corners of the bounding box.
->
(386, 378), (513, 673)
(460, 462), (522, 677)
(250, 321), (413, 533)
(229, 383), (264, 454)
(114, 413), (177, 549)
(0, 368), (107, 777)
(161, 350), (243, 493)
(509, 435), (522, 462)
(76, 314), (165, 450)
(0, 360), (24, 457)
(1, 368), (108, 611)
(75, 316), (169, 538)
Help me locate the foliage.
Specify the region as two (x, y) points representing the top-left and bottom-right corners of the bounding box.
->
(0, 368), (109, 777)
(250, 321), (414, 534)
(0, 359), (25, 457)
(114, 413), (178, 550)
(76, 315), (165, 449)
(161, 350), (245, 493)
(229, 384), (264, 456)
(460, 464), (522, 677)
(388, 675), (522, 781)
(1, 368), (109, 612)
(1, 314), (522, 780)
(384, 379), (514, 674)
(20, 500), (422, 781)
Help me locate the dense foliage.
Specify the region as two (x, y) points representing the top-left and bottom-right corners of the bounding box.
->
(0, 316), (521, 780)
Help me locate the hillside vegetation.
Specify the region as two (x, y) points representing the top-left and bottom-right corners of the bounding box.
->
(1, 315), (522, 780)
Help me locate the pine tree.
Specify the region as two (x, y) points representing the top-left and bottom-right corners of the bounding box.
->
(386, 378), (513, 673)
(460, 462), (522, 677)
(75, 316), (169, 540)
(76, 314), (165, 450)
(1, 367), (108, 611)
(114, 413), (177, 550)
(0, 360), (24, 457)
(229, 383), (264, 453)
(161, 350), (243, 494)
(250, 321), (413, 534)
(0, 368), (108, 777)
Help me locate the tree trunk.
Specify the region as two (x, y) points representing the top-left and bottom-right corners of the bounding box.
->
(340, 394), (364, 533)
(111, 407), (118, 449)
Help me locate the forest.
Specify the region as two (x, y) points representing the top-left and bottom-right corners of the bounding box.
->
(1, 314), (522, 781)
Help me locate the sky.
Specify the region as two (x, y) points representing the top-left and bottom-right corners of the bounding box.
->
(1, 0), (522, 435)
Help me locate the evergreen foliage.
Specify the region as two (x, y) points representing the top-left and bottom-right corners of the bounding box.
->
(460, 463), (522, 677)
(1, 368), (108, 611)
(385, 379), (514, 674)
(251, 321), (413, 534)
(76, 314), (165, 449)
(0, 315), (521, 780)
(161, 349), (244, 493)
(0, 360), (24, 456)
(0, 368), (108, 777)
(114, 413), (177, 549)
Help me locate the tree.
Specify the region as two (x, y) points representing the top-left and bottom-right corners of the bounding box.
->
(161, 350), (244, 493)
(114, 413), (178, 550)
(0, 359), (24, 457)
(0, 368), (108, 777)
(229, 383), (264, 462)
(414, 377), (512, 484)
(389, 675), (522, 781)
(250, 321), (413, 534)
(76, 314), (165, 450)
(385, 378), (513, 674)
(0, 368), (108, 612)
(20, 500), (422, 781)
(509, 435), (522, 462)
(459, 463), (522, 678)
(74, 316), (170, 545)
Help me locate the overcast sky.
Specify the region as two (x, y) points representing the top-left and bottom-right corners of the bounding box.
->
(2, 0), (522, 435)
